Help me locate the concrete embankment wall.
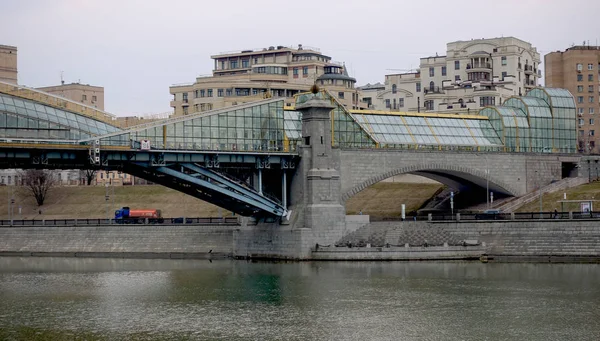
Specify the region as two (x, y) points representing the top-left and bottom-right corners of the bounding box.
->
(329, 220), (600, 261)
(0, 225), (234, 258)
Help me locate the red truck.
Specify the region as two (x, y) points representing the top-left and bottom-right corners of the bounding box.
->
(114, 207), (164, 224)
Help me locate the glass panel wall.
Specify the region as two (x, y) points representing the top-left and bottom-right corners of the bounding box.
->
(0, 93), (119, 142)
(527, 88), (577, 153)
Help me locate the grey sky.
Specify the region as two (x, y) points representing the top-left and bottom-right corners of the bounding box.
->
(2, 0), (599, 116)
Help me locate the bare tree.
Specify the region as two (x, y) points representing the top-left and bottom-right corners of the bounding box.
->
(21, 169), (56, 206)
(81, 169), (97, 185)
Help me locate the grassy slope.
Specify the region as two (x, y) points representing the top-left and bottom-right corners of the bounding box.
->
(0, 182), (444, 220)
(345, 182), (443, 217)
(516, 181), (600, 212)
(0, 185), (232, 220)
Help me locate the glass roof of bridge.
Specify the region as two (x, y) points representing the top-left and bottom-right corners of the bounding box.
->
(0, 93), (120, 141)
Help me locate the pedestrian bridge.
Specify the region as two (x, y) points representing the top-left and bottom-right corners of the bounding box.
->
(0, 81), (589, 218)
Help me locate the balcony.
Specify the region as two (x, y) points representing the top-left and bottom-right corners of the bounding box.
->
(524, 79), (536, 88)
(181, 98), (189, 106)
(524, 65), (534, 75)
(423, 86), (444, 95)
(466, 63), (491, 72)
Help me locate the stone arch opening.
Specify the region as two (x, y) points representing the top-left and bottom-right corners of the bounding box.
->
(342, 163), (519, 206)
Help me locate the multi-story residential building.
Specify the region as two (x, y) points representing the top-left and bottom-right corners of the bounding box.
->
(545, 45), (600, 153)
(36, 82), (105, 110)
(170, 44), (363, 116)
(0, 44), (17, 84)
(364, 37), (541, 114)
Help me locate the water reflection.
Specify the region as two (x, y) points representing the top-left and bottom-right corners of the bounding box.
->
(0, 258), (599, 341)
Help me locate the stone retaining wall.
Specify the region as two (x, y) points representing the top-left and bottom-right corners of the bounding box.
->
(0, 225), (234, 258)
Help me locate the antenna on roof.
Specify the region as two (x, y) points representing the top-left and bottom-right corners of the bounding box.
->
(60, 71), (64, 85)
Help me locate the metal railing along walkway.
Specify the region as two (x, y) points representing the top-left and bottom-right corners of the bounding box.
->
(0, 217), (240, 227)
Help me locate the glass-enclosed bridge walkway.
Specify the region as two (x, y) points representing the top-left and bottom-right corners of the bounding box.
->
(0, 81), (577, 217)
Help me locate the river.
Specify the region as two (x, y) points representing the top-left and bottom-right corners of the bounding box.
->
(0, 257), (598, 341)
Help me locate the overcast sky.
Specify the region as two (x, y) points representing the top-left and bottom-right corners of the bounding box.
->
(2, 0), (600, 116)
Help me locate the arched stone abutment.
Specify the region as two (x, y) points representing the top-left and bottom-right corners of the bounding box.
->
(341, 162), (519, 202)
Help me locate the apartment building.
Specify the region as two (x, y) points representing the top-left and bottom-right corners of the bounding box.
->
(36, 82), (105, 110)
(0, 44), (17, 84)
(545, 45), (600, 153)
(365, 37), (541, 113)
(170, 44), (363, 116)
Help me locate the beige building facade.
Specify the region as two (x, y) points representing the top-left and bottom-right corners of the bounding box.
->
(363, 37), (541, 114)
(170, 44), (363, 117)
(0, 44), (17, 84)
(36, 82), (105, 110)
(545, 45), (600, 154)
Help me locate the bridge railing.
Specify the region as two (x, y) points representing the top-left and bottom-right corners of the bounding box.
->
(0, 217), (240, 227)
(371, 211), (600, 222)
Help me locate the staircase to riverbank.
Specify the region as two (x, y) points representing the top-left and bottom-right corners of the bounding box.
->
(496, 177), (588, 213)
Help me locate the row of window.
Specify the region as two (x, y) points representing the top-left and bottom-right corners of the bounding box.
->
(384, 98), (405, 109)
(577, 74), (595, 82)
(426, 57), (514, 77)
(578, 118), (595, 125)
(576, 63), (597, 71)
(579, 129), (595, 136)
(578, 107), (596, 114)
(577, 85), (595, 92)
(81, 95), (98, 102)
(577, 96), (595, 103)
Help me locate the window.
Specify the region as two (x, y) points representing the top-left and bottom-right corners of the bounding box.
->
(502, 71), (507, 80)
(253, 58), (258, 64)
(429, 67), (434, 77)
(590, 130), (595, 136)
(578, 96), (584, 103)
(392, 84), (397, 94)
(579, 107), (584, 114)
(441, 66), (447, 76)
(578, 85), (584, 92)
(399, 98), (404, 107)
(590, 108), (595, 114)
(385, 99), (391, 108)
(425, 100), (434, 111)
(590, 96), (594, 103)
(242, 59), (249, 68)
(303, 66), (308, 76)
(217, 89), (223, 97)
(220, 61), (225, 69)
(590, 118), (595, 125)
(578, 74), (583, 81)
(589, 85), (594, 93)
(416, 82), (421, 92)
(501, 56), (507, 66)
(182, 93), (188, 103)
(338, 92), (344, 99)
(588, 64), (594, 70)
(82, 94), (87, 101)
(479, 96), (495, 107)
(455, 75), (461, 82)
(293, 68), (298, 78)
(92, 95), (97, 102)
(200, 90), (205, 97)
(230, 60), (238, 69)
(577, 63), (583, 71)
(393, 99), (396, 109)
(579, 130), (585, 137)
(226, 89), (232, 96)
(589, 74), (594, 82)
(207, 89), (213, 97)
(454, 61), (460, 70)
(183, 107), (188, 115)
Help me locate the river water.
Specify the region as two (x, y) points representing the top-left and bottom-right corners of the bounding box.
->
(0, 257), (598, 341)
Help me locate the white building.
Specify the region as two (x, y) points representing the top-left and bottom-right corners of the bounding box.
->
(365, 37), (542, 113)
